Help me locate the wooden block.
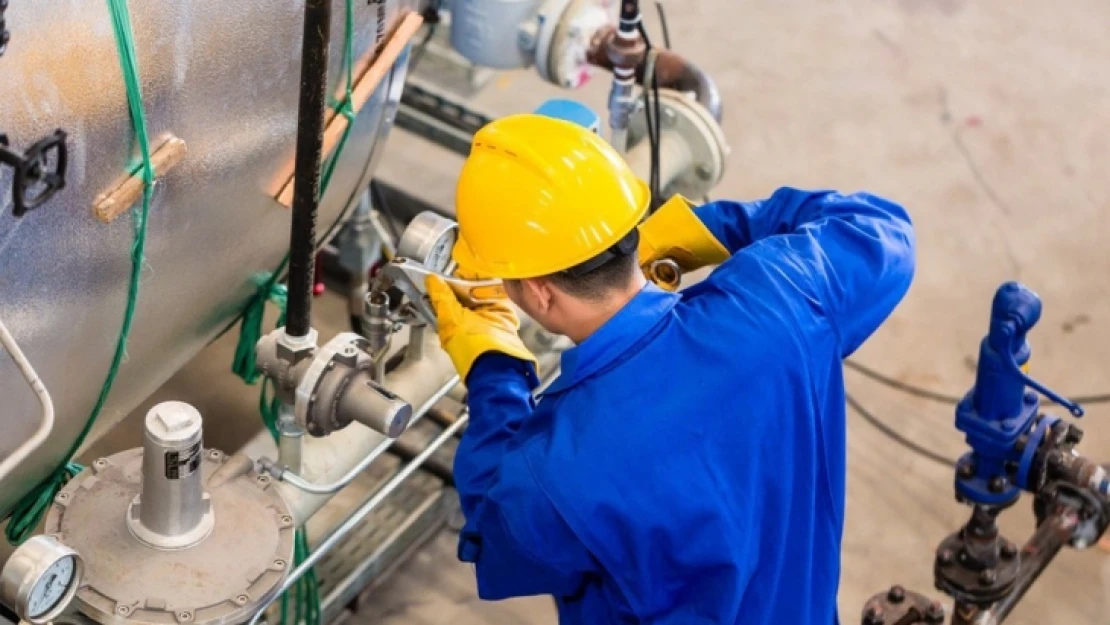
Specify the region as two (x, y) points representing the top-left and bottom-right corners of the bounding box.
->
(94, 135), (187, 223)
(273, 11), (425, 208)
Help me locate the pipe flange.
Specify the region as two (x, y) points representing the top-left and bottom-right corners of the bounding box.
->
(294, 332), (370, 434)
(627, 88), (730, 200)
(44, 449), (295, 625)
(534, 0), (611, 89)
(860, 586), (944, 625)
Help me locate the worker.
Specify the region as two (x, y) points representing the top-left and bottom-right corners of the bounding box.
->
(425, 114), (915, 624)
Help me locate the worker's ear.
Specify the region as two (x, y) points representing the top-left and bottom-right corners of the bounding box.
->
(519, 277), (554, 315)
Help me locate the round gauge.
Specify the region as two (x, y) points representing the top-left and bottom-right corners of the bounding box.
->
(0, 535), (83, 624)
(26, 555), (75, 620)
(396, 211), (459, 273)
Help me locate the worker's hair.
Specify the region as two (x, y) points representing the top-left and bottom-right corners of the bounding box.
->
(547, 251), (639, 300)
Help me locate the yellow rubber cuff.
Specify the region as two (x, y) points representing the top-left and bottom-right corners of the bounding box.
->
(638, 194), (730, 271)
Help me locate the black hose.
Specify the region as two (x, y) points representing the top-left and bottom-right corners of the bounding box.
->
(846, 392), (957, 468)
(654, 1), (671, 49)
(286, 0), (332, 338)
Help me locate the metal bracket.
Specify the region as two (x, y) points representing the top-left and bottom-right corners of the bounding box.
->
(0, 129), (68, 217)
(395, 82), (494, 157)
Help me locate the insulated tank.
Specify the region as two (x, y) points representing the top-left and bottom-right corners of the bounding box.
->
(0, 0), (424, 518)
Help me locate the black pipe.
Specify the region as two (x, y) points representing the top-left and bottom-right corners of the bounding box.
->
(286, 0), (332, 338)
(618, 0), (641, 35)
(988, 511), (1077, 623)
(657, 53), (723, 123)
(587, 26), (723, 123)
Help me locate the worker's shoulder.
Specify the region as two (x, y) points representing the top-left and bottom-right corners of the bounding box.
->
(679, 246), (833, 341)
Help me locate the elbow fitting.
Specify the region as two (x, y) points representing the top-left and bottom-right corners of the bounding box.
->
(587, 25), (723, 123)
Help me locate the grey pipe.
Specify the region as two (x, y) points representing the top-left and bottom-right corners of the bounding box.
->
(246, 411), (471, 625)
(263, 375), (460, 495)
(624, 128), (694, 193)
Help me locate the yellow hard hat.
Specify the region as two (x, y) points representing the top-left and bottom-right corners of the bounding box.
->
(452, 113), (650, 279)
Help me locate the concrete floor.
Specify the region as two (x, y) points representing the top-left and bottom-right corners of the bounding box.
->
(97, 0), (1110, 623)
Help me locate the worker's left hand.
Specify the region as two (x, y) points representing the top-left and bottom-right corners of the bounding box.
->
(425, 274), (537, 380)
(637, 194), (731, 291)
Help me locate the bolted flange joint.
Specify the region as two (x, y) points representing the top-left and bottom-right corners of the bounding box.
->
(255, 329), (412, 438)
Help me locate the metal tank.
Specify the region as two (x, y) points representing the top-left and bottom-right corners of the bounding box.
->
(0, 0), (425, 518)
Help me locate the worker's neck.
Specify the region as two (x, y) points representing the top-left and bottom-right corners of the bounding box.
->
(564, 275), (648, 344)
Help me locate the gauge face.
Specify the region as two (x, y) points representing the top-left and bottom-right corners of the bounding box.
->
(397, 212), (459, 273)
(422, 228), (457, 273)
(26, 555), (75, 620)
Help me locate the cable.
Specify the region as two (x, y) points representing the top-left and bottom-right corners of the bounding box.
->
(6, 0), (155, 546)
(636, 22), (664, 212)
(844, 360), (962, 404)
(846, 392), (957, 468)
(236, 0), (365, 620)
(844, 359), (1110, 406)
(654, 1), (671, 50)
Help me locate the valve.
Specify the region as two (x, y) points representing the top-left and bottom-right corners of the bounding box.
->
(0, 130), (68, 217)
(954, 282), (1086, 507)
(254, 329), (413, 438)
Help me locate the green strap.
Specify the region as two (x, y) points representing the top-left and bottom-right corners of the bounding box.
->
(239, 3), (359, 623)
(231, 0), (358, 390)
(5, 0), (155, 545)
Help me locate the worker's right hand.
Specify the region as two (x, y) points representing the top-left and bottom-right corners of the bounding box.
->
(425, 274), (537, 381)
(637, 194), (730, 291)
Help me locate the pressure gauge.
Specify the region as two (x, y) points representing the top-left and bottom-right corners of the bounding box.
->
(396, 211), (458, 273)
(0, 535), (83, 624)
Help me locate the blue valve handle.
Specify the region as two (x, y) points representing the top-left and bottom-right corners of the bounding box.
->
(971, 282), (1084, 422)
(1004, 348), (1084, 417)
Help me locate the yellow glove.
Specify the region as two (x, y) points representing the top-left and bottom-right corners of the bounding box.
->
(637, 194), (730, 290)
(425, 274), (537, 380)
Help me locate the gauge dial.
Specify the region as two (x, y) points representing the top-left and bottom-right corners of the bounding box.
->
(26, 556), (74, 620)
(0, 535), (83, 625)
(422, 228), (457, 274)
(396, 211), (459, 273)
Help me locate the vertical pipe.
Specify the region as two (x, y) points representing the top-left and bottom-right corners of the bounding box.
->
(286, 0), (332, 338)
(606, 1), (644, 152)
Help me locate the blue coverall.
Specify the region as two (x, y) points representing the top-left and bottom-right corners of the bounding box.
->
(454, 188), (915, 624)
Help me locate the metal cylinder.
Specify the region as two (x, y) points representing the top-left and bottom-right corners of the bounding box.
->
(277, 406), (304, 474)
(126, 401), (214, 550)
(449, 0), (537, 69)
(338, 375), (413, 438)
(364, 291), (392, 355)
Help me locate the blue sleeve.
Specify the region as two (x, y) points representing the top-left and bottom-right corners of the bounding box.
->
(694, 187), (915, 355)
(454, 353), (595, 599)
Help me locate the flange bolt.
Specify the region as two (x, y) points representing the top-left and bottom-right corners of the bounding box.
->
(979, 569), (996, 586)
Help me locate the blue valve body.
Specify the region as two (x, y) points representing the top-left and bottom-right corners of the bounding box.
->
(956, 282), (1046, 505)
